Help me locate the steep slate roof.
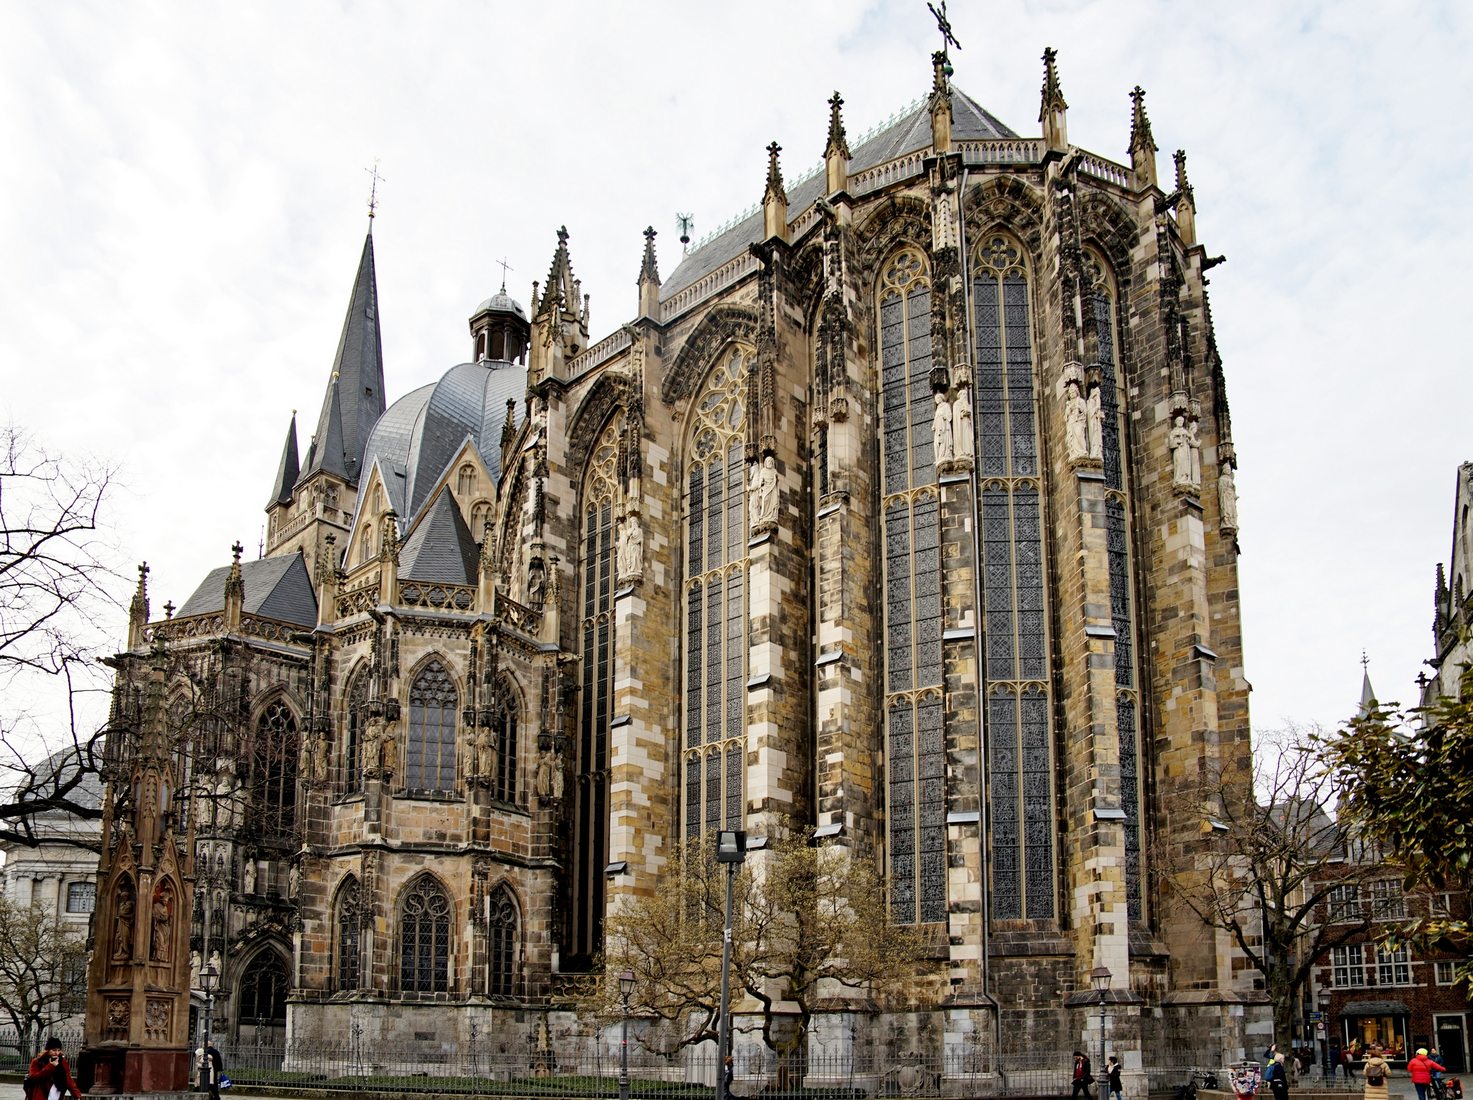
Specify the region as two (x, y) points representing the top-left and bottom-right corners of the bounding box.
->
(268, 413), (300, 507)
(176, 553), (318, 626)
(399, 487), (479, 585)
(299, 232), (387, 486)
(661, 87), (1014, 300)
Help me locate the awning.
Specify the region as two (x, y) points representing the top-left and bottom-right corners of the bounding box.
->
(1341, 1000), (1411, 1016)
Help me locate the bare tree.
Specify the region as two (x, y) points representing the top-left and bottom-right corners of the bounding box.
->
(0, 895), (89, 1057)
(592, 828), (932, 1057)
(1155, 733), (1380, 1045)
(0, 424), (121, 848)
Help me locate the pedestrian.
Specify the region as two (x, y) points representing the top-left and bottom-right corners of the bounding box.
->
(1330, 1043), (1343, 1081)
(1409, 1048), (1447, 1100)
(197, 1038), (225, 1100)
(1072, 1051), (1094, 1100)
(1265, 1053), (1290, 1100)
(1106, 1056), (1123, 1100)
(722, 1055), (733, 1097)
(1344, 1045), (1358, 1082)
(25, 1037), (82, 1100)
(1363, 1045), (1391, 1100)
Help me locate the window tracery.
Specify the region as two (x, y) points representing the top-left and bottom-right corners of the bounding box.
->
(343, 669), (367, 794)
(682, 346), (749, 841)
(406, 659), (458, 793)
(252, 700), (299, 842)
(398, 876), (451, 994)
(238, 951), (289, 1023)
(487, 885), (519, 997)
(1087, 251), (1143, 918)
(335, 876), (360, 991)
(878, 248), (945, 925)
(971, 234), (1056, 921)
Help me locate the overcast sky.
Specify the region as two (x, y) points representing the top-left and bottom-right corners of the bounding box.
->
(2, 1), (1468, 741)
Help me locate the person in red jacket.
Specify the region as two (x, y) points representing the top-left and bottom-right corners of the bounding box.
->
(1409, 1048), (1447, 1100)
(25, 1037), (81, 1100)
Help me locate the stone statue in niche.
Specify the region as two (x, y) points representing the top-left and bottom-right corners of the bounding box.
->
(748, 455), (778, 532)
(475, 726), (496, 781)
(1219, 460), (1238, 531)
(1169, 415), (1194, 487)
(362, 721), (382, 779)
(1086, 383), (1104, 459)
(150, 883), (174, 962)
(952, 386), (974, 464)
(932, 392), (954, 468)
(1187, 417), (1203, 488)
(527, 560), (546, 608)
(534, 745), (565, 802)
(243, 857), (257, 895)
(380, 726), (398, 778)
(1064, 379), (1089, 461)
(616, 514), (643, 580)
(112, 886), (135, 960)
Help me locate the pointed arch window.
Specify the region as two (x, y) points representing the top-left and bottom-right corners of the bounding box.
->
(682, 346), (749, 842)
(487, 885), (519, 998)
(343, 669), (367, 794)
(570, 420), (620, 970)
(1087, 251), (1143, 919)
(406, 659), (458, 793)
(490, 688), (518, 805)
(457, 465), (476, 497)
(335, 877), (361, 992)
(399, 876), (452, 994)
(238, 951), (289, 1024)
(878, 248), (945, 926)
(252, 700), (299, 842)
(971, 234), (1057, 921)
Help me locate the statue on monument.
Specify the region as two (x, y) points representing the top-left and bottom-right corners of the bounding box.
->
(1064, 379), (1089, 461)
(748, 455), (778, 532)
(1169, 414), (1193, 487)
(1219, 460), (1239, 531)
(932, 391), (954, 467)
(952, 386), (974, 463)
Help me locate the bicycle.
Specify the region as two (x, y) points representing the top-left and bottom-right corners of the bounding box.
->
(1175, 1069), (1221, 1100)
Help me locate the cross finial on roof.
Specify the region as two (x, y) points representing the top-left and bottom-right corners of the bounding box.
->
(232, 541), (244, 563)
(676, 213), (694, 252)
(365, 160), (385, 222)
(927, 0), (962, 54)
(496, 256), (514, 293)
(1361, 649), (1369, 671)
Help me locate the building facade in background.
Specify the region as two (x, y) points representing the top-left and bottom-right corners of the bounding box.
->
(92, 48), (1259, 1066)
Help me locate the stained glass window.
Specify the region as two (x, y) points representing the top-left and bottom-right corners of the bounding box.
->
(1088, 254), (1142, 919)
(343, 670), (367, 794)
(253, 700), (299, 841)
(336, 877), (360, 991)
(571, 421), (619, 970)
(878, 248), (946, 925)
(406, 660), (458, 793)
(683, 347), (749, 839)
(399, 876), (451, 994)
(490, 691), (518, 805)
(487, 886), (519, 997)
(238, 951), (289, 1023)
(971, 235), (1056, 922)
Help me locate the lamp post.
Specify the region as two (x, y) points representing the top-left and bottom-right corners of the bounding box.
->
(619, 969), (635, 1100)
(199, 963), (218, 1092)
(1090, 966), (1112, 1098)
(715, 830), (747, 1100)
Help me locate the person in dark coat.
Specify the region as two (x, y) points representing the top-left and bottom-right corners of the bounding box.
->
(1072, 1052), (1094, 1100)
(197, 1038), (224, 1100)
(1265, 1053), (1290, 1100)
(26, 1037), (81, 1100)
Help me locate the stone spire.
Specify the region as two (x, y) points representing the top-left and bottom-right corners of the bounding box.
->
(529, 226), (590, 386)
(127, 563), (150, 651)
(268, 412), (299, 508)
(1358, 654), (1378, 716)
(637, 226), (660, 320)
(1129, 85), (1159, 191)
(223, 541), (244, 632)
(299, 232), (386, 487)
(1039, 47), (1069, 154)
(929, 51), (954, 152)
(1173, 149), (1197, 247)
(762, 142), (789, 242)
(824, 91), (851, 195)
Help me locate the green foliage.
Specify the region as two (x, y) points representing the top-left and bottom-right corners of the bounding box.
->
(1319, 673), (1473, 973)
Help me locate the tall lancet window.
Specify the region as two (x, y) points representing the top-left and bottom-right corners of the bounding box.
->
(971, 234), (1057, 921)
(406, 659), (458, 793)
(342, 669), (367, 794)
(1087, 250), (1143, 919)
(570, 419), (619, 971)
(252, 699), (299, 842)
(335, 876), (360, 991)
(682, 346), (750, 840)
(878, 248), (946, 926)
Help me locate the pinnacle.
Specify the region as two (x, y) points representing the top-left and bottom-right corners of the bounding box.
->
(825, 91), (850, 160)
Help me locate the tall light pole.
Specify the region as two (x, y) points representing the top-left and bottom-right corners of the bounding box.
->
(619, 969), (635, 1100)
(715, 830), (747, 1100)
(199, 963), (218, 1092)
(1090, 966), (1112, 1098)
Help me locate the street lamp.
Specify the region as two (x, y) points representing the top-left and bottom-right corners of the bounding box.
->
(715, 830), (747, 1100)
(619, 969), (635, 1100)
(199, 963), (218, 1092)
(1090, 966), (1112, 1098)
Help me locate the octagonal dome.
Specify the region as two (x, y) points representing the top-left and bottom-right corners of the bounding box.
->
(358, 359), (525, 525)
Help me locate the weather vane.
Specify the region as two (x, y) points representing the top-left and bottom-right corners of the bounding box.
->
(365, 160), (386, 220)
(927, 0), (962, 54)
(676, 212), (694, 253)
(496, 256), (514, 293)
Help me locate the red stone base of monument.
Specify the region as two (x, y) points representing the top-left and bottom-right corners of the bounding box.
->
(80, 1046), (190, 1094)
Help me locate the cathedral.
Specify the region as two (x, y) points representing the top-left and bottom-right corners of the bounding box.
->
(88, 44), (1260, 1079)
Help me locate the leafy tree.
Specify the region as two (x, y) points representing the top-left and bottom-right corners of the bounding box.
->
(1319, 673), (1473, 972)
(0, 895), (90, 1057)
(1155, 733), (1382, 1044)
(0, 424), (120, 848)
(592, 828), (932, 1057)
